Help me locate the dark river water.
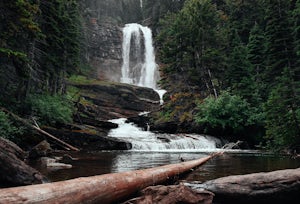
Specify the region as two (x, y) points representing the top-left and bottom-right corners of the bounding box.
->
(31, 150), (300, 183)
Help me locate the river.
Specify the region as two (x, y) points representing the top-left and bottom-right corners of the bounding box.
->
(32, 150), (300, 183)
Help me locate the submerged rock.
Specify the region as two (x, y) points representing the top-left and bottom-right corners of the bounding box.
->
(39, 157), (72, 171)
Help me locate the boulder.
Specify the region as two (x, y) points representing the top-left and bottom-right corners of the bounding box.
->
(29, 140), (53, 159)
(0, 137), (45, 187)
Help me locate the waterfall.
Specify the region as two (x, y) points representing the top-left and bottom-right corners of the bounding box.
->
(140, 0), (143, 8)
(121, 23), (159, 89)
(112, 23), (225, 152)
(108, 118), (223, 152)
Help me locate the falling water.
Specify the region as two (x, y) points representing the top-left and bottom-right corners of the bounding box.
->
(121, 23), (159, 89)
(115, 23), (224, 151)
(108, 118), (223, 151)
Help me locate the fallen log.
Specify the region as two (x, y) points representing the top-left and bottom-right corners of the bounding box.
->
(0, 153), (220, 204)
(186, 167), (300, 203)
(0, 107), (79, 151)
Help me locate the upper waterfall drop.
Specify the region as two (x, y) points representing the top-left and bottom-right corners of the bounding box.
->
(121, 23), (159, 89)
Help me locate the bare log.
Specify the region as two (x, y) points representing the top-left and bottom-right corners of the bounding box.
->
(0, 107), (79, 151)
(0, 154), (219, 204)
(186, 168), (300, 203)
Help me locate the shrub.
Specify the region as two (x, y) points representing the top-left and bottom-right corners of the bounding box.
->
(195, 92), (255, 135)
(0, 111), (22, 140)
(28, 94), (74, 126)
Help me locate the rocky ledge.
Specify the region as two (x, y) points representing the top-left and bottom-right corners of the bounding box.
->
(41, 80), (161, 151)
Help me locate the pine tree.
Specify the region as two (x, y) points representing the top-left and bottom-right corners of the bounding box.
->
(263, 0), (300, 149)
(0, 0), (41, 102)
(247, 22), (267, 103)
(157, 0), (226, 97)
(38, 0), (81, 94)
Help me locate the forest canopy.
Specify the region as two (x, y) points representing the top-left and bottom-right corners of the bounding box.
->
(156, 0), (300, 150)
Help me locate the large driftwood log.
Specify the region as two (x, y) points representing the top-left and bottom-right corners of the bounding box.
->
(0, 154), (219, 204)
(186, 167), (300, 203)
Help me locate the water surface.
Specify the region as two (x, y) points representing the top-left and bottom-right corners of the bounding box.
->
(32, 151), (300, 183)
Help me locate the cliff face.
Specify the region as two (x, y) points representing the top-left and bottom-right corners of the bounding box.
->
(79, 0), (143, 82)
(79, 0), (185, 82)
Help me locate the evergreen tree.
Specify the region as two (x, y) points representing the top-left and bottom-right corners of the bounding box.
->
(38, 0), (81, 94)
(247, 22), (267, 103)
(225, 30), (254, 102)
(157, 0), (226, 97)
(263, 0), (300, 149)
(0, 0), (42, 102)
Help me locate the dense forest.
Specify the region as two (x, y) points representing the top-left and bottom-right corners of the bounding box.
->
(0, 0), (299, 152)
(0, 0), (81, 143)
(155, 0), (300, 151)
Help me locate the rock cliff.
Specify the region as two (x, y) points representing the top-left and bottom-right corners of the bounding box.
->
(79, 0), (185, 82)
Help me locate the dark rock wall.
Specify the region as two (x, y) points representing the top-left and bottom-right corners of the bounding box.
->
(79, 0), (185, 82)
(80, 0), (144, 82)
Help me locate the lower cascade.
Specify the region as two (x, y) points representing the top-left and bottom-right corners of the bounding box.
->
(108, 118), (223, 151)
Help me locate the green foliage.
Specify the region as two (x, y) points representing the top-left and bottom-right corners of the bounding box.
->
(157, 0), (226, 94)
(28, 94), (74, 126)
(68, 75), (96, 84)
(157, 0), (300, 149)
(264, 68), (300, 149)
(195, 92), (258, 135)
(0, 111), (23, 141)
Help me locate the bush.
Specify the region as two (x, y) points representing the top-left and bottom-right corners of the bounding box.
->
(195, 92), (256, 136)
(0, 111), (22, 140)
(28, 94), (74, 126)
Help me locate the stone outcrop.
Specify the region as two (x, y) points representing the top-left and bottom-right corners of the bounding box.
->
(44, 125), (132, 151)
(80, 0), (143, 82)
(79, 0), (186, 82)
(72, 81), (160, 120)
(0, 137), (45, 187)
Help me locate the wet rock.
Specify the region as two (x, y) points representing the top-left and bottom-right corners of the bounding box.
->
(44, 126), (132, 151)
(0, 137), (45, 187)
(72, 82), (160, 120)
(222, 140), (249, 150)
(29, 140), (53, 159)
(151, 121), (178, 134)
(39, 157), (72, 171)
(123, 184), (214, 204)
(59, 154), (78, 163)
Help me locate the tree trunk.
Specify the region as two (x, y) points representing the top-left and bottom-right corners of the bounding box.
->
(0, 154), (219, 204)
(186, 167), (300, 203)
